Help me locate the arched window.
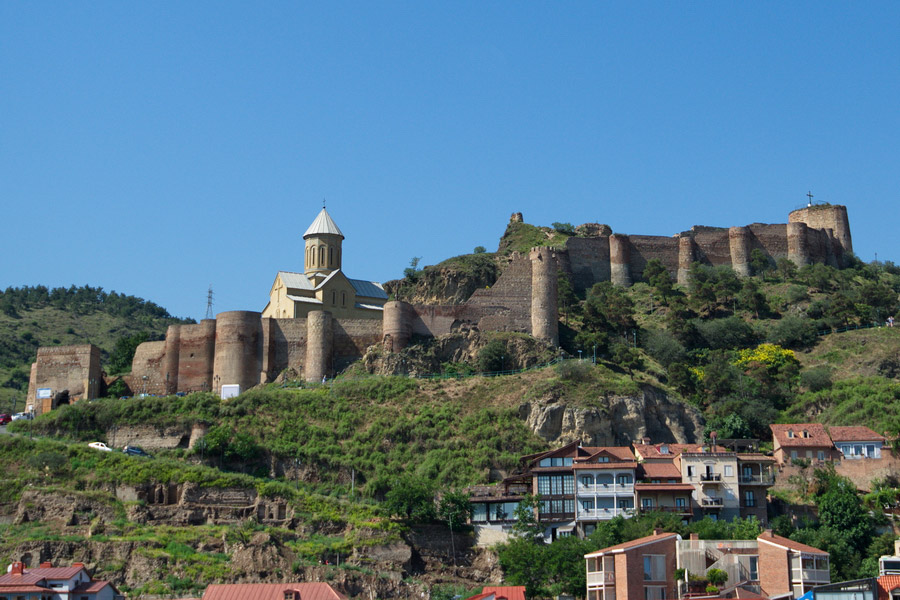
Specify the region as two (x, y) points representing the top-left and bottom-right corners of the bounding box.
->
(332, 291), (336, 305)
(341, 292), (346, 306)
(329, 247), (334, 266)
(319, 246), (325, 265)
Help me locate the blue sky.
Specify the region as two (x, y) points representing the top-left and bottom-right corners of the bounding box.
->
(2, 2), (898, 321)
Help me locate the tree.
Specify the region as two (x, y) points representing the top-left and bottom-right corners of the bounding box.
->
(497, 537), (548, 599)
(612, 343), (644, 378)
(473, 246), (487, 254)
(557, 271), (579, 325)
(404, 257), (422, 281)
(644, 259), (675, 304)
(477, 339), (507, 372)
(512, 493), (544, 541)
(736, 279), (769, 318)
(438, 490), (472, 565)
(776, 257), (798, 282)
(552, 222), (575, 235)
(108, 332), (150, 375)
(384, 475), (436, 522)
(749, 249), (773, 278)
(582, 282), (636, 346)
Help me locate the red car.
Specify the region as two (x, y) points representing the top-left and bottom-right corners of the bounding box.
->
(0, 414), (11, 426)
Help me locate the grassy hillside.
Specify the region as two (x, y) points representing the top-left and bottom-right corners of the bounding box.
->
(0, 285), (193, 412)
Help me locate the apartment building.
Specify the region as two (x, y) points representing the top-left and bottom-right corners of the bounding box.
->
(770, 424), (840, 465)
(585, 530), (680, 600)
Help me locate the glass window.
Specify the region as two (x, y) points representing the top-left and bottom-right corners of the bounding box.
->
(744, 491), (755, 507)
(791, 450), (798, 460)
(687, 466), (695, 477)
(582, 499), (594, 510)
(538, 476), (551, 495)
(539, 458), (551, 467)
(867, 444), (876, 457)
(643, 555), (665, 581)
(817, 450), (825, 461)
(724, 465), (733, 477)
(642, 498), (654, 508)
(616, 474), (632, 485)
(854, 445), (863, 456)
(581, 475), (594, 487)
(749, 556), (759, 581)
(597, 456), (609, 463)
(644, 587), (665, 600)
(617, 497), (634, 509)
(472, 503), (487, 522)
(675, 497), (686, 508)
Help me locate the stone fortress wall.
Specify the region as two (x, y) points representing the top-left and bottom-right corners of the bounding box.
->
(26, 204), (852, 402)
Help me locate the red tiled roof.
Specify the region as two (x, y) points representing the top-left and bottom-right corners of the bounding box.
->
(757, 531), (828, 555)
(633, 443), (701, 460)
(0, 584), (51, 593)
(202, 583), (348, 600)
(736, 454), (775, 463)
(73, 580), (112, 594)
(578, 447), (636, 462)
(481, 586), (526, 600)
(585, 531), (679, 557)
(770, 424), (834, 448)
(828, 426), (886, 442)
(573, 461), (637, 470)
(0, 565), (87, 585)
(638, 462), (682, 479)
(878, 575), (900, 600)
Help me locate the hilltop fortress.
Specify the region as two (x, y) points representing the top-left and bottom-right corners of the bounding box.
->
(27, 204), (852, 408)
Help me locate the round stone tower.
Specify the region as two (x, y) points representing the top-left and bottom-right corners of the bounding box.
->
(163, 324), (181, 395)
(303, 207), (344, 285)
(787, 221), (811, 267)
(729, 226), (752, 277)
(212, 311), (263, 395)
(530, 247), (559, 347)
(609, 234), (632, 286)
(677, 236), (696, 286)
(789, 204), (852, 256)
(306, 310), (333, 382)
(382, 301), (413, 352)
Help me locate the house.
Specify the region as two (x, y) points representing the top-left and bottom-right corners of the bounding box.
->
(828, 426), (887, 460)
(573, 447), (637, 537)
(465, 586), (527, 600)
(201, 582), (347, 600)
(634, 456), (695, 521)
(586, 530), (831, 600)
(585, 530), (681, 600)
(770, 424), (840, 465)
(757, 530), (831, 598)
(0, 561), (122, 600)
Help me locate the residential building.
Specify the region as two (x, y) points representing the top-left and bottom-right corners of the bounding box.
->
(585, 530), (680, 600)
(0, 561), (122, 600)
(770, 424), (839, 465)
(586, 530), (831, 600)
(757, 530), (831, 598)
(201, 582), (347, 600)
(465, 586), (527, 600)
(573, 447), (637, 536)
(828, 426), (886, 460)
(634, 458), (694, 521)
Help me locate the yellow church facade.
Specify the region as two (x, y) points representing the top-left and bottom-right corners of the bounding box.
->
(262, 208), (388, 320)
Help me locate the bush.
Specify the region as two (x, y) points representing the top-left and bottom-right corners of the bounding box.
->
(768, 316), (818, 349)
(477, 339), (507, 372)
(801, 366), (832, 392)
(554, 360), (593, 382)
(696, 317), (756, 350)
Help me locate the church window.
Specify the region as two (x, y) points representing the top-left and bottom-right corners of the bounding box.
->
(329, 247), (334, 266)
(332, 291), (336, 305)
(342, 292), (346, 306)
(319, 246), (325, 265)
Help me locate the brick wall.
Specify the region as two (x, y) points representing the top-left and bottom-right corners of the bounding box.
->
(333, 318), (382, 371)
(28, 345), (102, 414)
(758, 536), (792, 598)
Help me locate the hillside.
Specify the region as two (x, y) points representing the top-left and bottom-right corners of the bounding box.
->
(0, 285), (194, 412)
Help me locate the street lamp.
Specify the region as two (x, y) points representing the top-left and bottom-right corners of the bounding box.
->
(578, 350), (582, 361)
(141, 375), (148, 396)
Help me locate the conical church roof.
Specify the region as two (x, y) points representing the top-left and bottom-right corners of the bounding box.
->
(303, 208), (344, 239)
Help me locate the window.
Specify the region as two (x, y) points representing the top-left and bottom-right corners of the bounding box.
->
(617, 497), (634, 509)
(616, 474), (632, 485)
(791, 450), (798, 460)
(582, 499), (594, 511)
(867, 444), (876, 457)
(580, 475), (594, 487)
(329, 247), (333, 265)
(319, 246), (325, 264)
(341, 292), (346, 306)
(724, 465), (733, 477)
(472, 504), (487, 522)
(675, 497), (686, 508)
(687, 466), (695, 478)
(748, 556), (759, 581)
(744, 490), (756, 507)
(818, 450), (825, 461)
(332, 291), (336, 305)
(643, 555), (665, 581)
(854, 445), (863, 456)
(659, 444), (669, 454)
(787, 430), (794, 438)
(642, 498), (654, 509)
(803, 430), (810, 438)
(596, 456), (610, 463)
(539, 458), (551, 467)
(644, 586), (666, 600)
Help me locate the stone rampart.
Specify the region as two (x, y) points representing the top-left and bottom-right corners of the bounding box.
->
(27, 344), (102, 414)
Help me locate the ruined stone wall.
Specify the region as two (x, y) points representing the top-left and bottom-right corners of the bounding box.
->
(174, 319), (216, 393)
(265, 318), (308, 379)
(27, 345), (102, 414)
(627, 235), (680, 281)
(565, 236), (611, 292)
(466, 253), (533, 330)
(333, 318), (383, 372)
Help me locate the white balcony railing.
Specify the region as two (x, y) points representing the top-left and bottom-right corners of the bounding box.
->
(577, 483), (634, 493)
(578, 508), (636, 520)
(587, 571), (615, 585)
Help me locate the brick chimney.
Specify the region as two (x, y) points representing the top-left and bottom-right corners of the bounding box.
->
(653, 528), (663, 535)
(40, 562), (52, 568)
(72, 562), (85, 568)
(10, 562), (25, 576)
(690, 533), (699, 540)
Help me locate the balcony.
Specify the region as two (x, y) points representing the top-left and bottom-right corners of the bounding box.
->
(641, 505), (691, 515)
(701, 497), (724, 508)
(587, 571), (615, 585)
(739, 474), (775, 485)
(577, 483), (634, 493)
(578, 508), (635, 520)
(700, 473), (722, 483)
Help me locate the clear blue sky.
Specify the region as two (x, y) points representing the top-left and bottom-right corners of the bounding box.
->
(2, 2), (897, 321)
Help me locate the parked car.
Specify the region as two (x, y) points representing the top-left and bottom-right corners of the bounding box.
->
(123, 445), (151, 457)
(11, 412), (32, 421)
(88, 441), (113, 452)
(0, 414), (11, 425)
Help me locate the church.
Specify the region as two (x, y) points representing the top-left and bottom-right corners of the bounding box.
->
(261, 207), (388, 319)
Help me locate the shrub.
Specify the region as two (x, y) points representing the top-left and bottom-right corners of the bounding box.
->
(554, 360), (593, 382)
(801, 366), (832, 392)
(768, 316), (818, 349)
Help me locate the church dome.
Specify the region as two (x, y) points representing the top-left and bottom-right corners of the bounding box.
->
(303, 208), (344, 239)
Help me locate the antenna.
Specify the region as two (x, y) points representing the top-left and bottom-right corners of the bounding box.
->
(205, 285), (214, 319)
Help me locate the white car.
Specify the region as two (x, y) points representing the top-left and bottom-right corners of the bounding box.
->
(11, 412), (32, 421)
(88, 442), (113, 452)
